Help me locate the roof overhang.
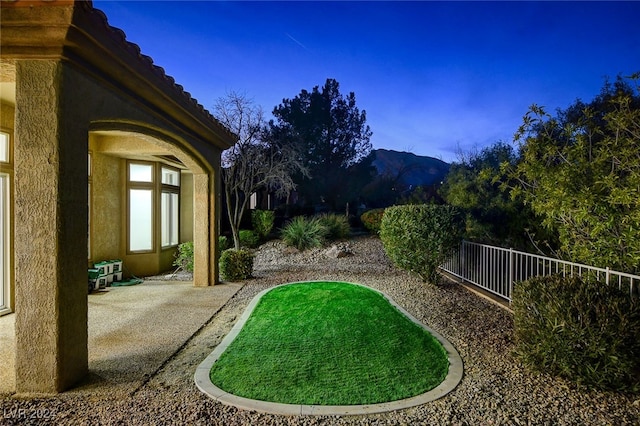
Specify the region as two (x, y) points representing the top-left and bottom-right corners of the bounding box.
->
(0, 0), (237, 150)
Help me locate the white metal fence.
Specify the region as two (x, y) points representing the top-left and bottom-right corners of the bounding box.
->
(440, 240), (640, 303)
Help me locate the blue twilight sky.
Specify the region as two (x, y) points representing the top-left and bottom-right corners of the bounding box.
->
(93, 1), (640, 163)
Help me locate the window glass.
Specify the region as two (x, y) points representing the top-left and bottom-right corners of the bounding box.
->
(0, 132), (8, 163)
(88, 183), (91, 260)
(129, 163), (153, 182)
(161, 192), (179, 247)
(161, 167), (180, 186)
(88, 153), (92, 259)
(0, 174), (7, 311)
(129, 189), (153, 251)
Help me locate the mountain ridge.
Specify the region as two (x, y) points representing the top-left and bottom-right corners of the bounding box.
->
(372, 148), (450, 187)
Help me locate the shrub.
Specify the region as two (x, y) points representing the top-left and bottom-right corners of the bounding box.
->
(317, 213), (350, 241)
(252, 209), (275, 239)
(219, 248), (254, 281)
(219, 235), (229, 251)
(239, 230), (260, 248)
(173, 241), (194, 273)
(360, 208), (385, 234)
(379, 204), (463, 283)
(512, 275), (640, 393)
(281, 216), (326, 251)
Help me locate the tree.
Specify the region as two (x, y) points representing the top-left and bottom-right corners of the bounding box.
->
(511, 74), (640, 272)
(215, 92), (306, 250)
(266, 78), (373, 211)
(440, 142), (546, 250)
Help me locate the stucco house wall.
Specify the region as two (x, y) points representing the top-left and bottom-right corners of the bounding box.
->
(0, 0), (236, 393)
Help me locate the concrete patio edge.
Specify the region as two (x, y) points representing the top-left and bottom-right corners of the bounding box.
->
(194, 281), (464, 416)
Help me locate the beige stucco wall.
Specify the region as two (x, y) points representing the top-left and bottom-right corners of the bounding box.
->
(89, 147), (122, 265)
(14, 60), (89, 393)
(180, 171), (194, 243)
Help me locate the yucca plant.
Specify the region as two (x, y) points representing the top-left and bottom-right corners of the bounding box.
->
(318, 213), (351, 241)
(280, 216), (327, 251)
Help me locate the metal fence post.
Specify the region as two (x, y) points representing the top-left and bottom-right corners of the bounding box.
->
(509, 248), (514, 300)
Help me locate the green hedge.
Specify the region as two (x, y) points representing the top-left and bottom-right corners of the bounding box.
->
(379, 204), (463, 283)
(252, 209), (275, 239)
(512, 275), (640, 393)
(239, 229), (260, 248)
(360, 208), (385, 234)
(219, 236), (229, 251)
(219, 249), (254, 281)
(173, 241), (194, 273)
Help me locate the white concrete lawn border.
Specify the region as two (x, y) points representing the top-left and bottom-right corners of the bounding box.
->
(194, 281), (463, 416)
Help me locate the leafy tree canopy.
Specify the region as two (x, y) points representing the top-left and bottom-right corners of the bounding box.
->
(440, 142), (546, 249)
(511, 73), (640, 272)
(266, 78), (374, 210)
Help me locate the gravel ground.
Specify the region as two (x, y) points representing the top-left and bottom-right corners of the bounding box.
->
(2, 235), (639, 425)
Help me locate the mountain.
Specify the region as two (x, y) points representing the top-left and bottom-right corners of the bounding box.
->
(371, 149), (450, 187)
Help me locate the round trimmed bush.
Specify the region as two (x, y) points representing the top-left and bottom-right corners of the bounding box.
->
(360, 208), (385, 234)
(513, 275), (640, 393)
(239, 229), (260, 248)
(379, 204), (463, 283)
(219, 248), (254, 281)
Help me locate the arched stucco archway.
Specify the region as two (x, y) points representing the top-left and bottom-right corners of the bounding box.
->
(0, 1), (235, 394)
(88, 123), (221, 288)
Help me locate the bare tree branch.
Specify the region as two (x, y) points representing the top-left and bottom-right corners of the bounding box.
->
(215, 91), (307, 250)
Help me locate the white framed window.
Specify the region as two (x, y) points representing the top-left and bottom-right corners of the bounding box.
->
(0, 130), (11, 315)
(0, 174), (9, 314)
(126, 162), (181, 252)
(88, 152), (92, 260)
(129, 188), (154, 251)
(161, 166), (180, 248)
(129, 163), (153, 182)
(161, 167), (180, 186)
(127, 161), (155, 253)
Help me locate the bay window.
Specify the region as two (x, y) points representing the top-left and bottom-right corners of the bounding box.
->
(127, 161), (181, 253)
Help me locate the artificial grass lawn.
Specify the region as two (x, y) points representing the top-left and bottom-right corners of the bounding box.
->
(209, 281), (449, 405)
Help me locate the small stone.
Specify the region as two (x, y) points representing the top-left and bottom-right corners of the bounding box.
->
(325, 244), (352, 258)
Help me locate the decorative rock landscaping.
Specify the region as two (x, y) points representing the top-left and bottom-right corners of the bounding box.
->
(1, 235), (638, 425)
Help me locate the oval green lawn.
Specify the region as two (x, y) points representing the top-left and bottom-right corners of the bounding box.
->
(209, 282), (449, 405)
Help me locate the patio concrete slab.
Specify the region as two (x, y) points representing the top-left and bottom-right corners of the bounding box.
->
(0, 280), (243, 397)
